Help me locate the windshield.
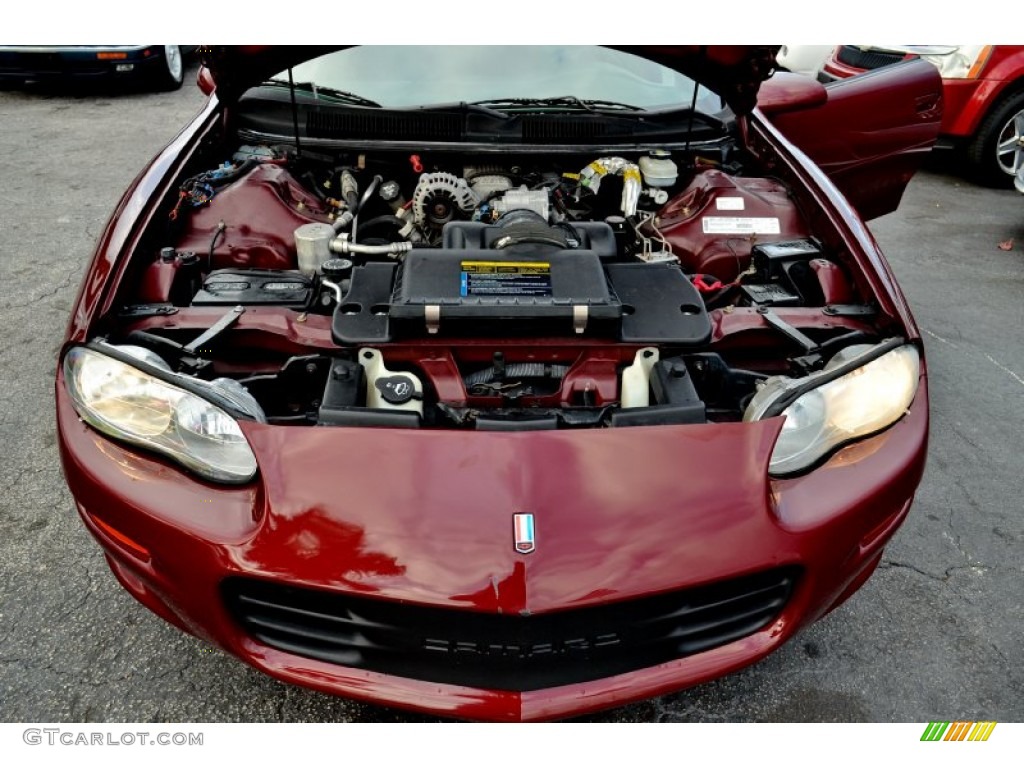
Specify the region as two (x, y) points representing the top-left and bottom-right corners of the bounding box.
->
(271, 46), (722, 113)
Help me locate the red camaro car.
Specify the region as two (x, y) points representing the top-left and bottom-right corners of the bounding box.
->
(56, 46), (938, 721)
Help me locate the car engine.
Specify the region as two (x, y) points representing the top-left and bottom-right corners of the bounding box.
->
(111, 143), (879, 431)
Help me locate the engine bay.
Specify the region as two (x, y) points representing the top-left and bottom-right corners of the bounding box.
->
(107, 140), (888, 431)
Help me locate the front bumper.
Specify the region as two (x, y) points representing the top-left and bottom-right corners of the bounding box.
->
(56, 373), (928, 721)
(0, 46), (164, 83)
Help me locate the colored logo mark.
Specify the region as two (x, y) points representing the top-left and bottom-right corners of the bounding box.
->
(513, 513), (535, 554)
(921, 722), (997, 741)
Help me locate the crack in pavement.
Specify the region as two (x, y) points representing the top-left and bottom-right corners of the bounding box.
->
(922, 329), (1024, 391)
(878, 559), (999, 582)
(1, 267), (78, 310)
(946, 501), (972, 566)
(984, 353), (1024, 389)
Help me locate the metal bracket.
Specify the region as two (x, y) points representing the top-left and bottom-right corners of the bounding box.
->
(822, 304), (876, 317)
(573, 305), (589, 335)
(425, 305), (441, 335)
(184, 305), (245, 355)
(118, 303), (178, 319)
(758, 308), (819, 353)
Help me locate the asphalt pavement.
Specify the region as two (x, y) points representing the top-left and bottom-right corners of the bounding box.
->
(0, 65), (1021, 722)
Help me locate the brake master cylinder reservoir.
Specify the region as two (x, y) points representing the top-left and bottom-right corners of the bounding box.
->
(360, 348), (424, 416)
(639, 151), (678, 188)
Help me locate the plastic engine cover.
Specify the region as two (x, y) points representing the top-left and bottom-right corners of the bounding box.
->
(332, 254), (711, 345)
(390, 249), (620, 336)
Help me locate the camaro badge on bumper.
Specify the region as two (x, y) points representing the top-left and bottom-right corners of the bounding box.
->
(514, 513), (536, 554)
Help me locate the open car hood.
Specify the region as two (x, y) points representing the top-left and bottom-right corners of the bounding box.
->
(198, 45), (780, 115)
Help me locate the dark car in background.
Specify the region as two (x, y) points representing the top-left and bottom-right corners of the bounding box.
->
(56, 45), (939, 721)
(0, 45), (188, 90)
(821, 45), (1024, 184)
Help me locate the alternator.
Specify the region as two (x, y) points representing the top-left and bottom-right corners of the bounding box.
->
(412, 173), (478, 230)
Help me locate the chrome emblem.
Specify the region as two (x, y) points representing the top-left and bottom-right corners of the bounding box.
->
(513, 513), (535, 554)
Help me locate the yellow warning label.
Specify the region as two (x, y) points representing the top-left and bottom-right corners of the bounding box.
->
(461, 261), (551, 274)
(460, 262), (552, 297)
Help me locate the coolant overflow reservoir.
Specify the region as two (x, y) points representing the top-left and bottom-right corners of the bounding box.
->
(639, 152), (678, 188)
(621, 347), (660, 408)
(360, 348), (424, 415)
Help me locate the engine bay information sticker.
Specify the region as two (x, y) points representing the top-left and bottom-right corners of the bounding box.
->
(715, 197), (746, 211)
(702, 216), (781, 235)
(460, 261), (552, 297)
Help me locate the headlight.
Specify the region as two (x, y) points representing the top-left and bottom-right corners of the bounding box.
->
(920, 46), (992, 79)
(744, 342), (920, 476)
(64, 346), (258, 484)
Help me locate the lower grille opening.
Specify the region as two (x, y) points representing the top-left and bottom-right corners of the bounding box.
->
(836, 46), (908, 71)
(223, 567), (800, 691)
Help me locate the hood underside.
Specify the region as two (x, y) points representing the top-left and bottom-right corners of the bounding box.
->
(199, 45), (781, 115)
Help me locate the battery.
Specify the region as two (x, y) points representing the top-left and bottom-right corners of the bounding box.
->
(192, 269), (312, 307)
(740, 282), (801, 306)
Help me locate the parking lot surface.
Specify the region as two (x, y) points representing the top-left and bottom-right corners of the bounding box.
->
(1, 66), (1021, 722)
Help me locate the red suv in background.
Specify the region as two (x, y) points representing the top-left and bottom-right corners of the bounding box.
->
(821, 45), (1024, 184)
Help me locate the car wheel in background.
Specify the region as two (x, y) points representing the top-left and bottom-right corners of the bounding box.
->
(150, 45), (185, 91)
(967, 88), (1024, 185)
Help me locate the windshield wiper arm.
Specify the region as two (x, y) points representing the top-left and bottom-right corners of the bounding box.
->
(413, 101), (511, 120)
(262, 79), (381, 108)
(470, 96), (644, 113)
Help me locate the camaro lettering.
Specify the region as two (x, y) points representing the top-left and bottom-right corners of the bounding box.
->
(423, 634), (621, 657)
